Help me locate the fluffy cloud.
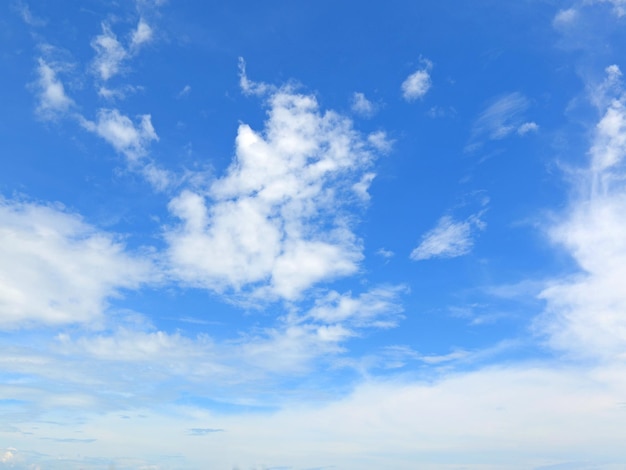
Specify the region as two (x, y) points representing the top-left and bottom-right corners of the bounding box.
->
(410, 213), (485, 261)
(166, 85), (382, 300)
(0, 199), (154, 329)
(537, 67), (626, 360)
(401, 60), (432, 101)
(34, 58), (74, 119)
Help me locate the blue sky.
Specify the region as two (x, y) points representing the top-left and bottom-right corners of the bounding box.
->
(2, 0), (626, 468)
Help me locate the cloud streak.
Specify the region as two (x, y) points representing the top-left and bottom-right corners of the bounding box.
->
(410, 213), (485, 261)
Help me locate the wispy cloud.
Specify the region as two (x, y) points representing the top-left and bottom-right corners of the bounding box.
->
(470, 92), (533, 144)
(401, 59), (432, 101)
(130, 18), (153, 49)
(14, 2), (46, 27)
(351, 92), (377, 117)
(594, 0), (626, 17)
(238, 57), (274, 96)
(34, 58), (74, 119)
(91, 16), (156, 83)
(91, 23), (128, 82)
(410, 213), (485, 261)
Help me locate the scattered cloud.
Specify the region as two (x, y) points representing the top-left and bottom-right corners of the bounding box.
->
(91, 23), (128, 81)
(367, 130), (394, 153)
(166, 84), (382, 300)
(401, 59), (432, 101)
(131, 18), (153, 49)
(376, 248), (394, 259)
(517, 121), (539, 135)
(178, 84), (192, 98)
(238, 57), (274, 96)
(80, 109), (158, 161)
(351, 92), (377, 117)
(410, 213), (486, 261)
(593, 0), (626, 17)
(34, 58), (74, 119)
(0, 199), (154, 329)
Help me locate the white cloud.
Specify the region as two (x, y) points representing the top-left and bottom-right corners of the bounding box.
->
(410, 213), (485, 261)
(536, 67), (626, 360)
(517, 121), (539, 135)
(81, 108), (158, 161)
(166, 86), (382, 300)
(376, 248), (395, 258)
(367, 130), (394, 153)
(0, 199), (153, 329)
(34, 58), (74, 119)
(178, 84), (191, 98)
(238, 57), (273, 96)
(131, 18), (153, 49)
(401, 60), (432, 101)
(307, 286), (405, 329)
(351, 92), (377, 117)
(472, 92), (531, 141)
(91, 23), (128, 81)
(553, 8), (580, 27)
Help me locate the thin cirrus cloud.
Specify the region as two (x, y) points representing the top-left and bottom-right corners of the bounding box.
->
(467, 92), (538, 150)
(410, 213), (486, 261)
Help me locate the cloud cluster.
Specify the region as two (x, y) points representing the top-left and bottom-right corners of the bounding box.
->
(166, 85), (386, 300)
